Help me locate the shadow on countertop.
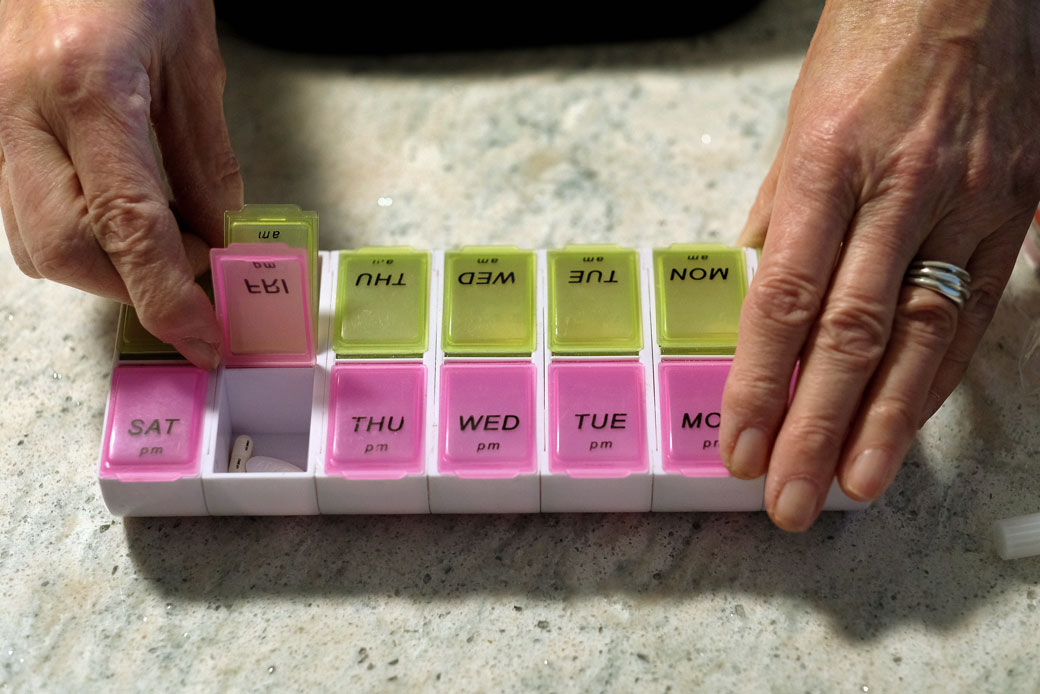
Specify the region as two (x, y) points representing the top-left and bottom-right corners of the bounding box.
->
(121, 269), (1040, 642)
(121, 439), (1037, 644)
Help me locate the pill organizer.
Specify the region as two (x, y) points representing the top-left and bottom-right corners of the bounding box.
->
(98, 205), (867, 516)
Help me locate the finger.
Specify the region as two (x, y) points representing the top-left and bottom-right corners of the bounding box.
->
(0, 144), (37, 277)
(153, 8), (243, 248)
(1, 121), (129, 300)
(56, 65), (220, 369)
(837, 214), (1028, 501)
(835, 282), (960, 501)
(737, 136), (787, 248)
(720, 144), (856, 482)
(760, 191), (943, 531)
(5, 124), (215, 292)
(919, 217), (1030, 422)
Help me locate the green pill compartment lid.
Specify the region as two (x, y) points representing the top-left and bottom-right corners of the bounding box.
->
(334, 247), (430, 357)
(442, 246), (536, 356)
(653, 244), (747, 355)
(547, 244), (642, 355)
(225, 204), (319, 307)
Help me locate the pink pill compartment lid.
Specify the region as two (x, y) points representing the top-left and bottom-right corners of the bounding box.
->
(100, 365), (209, 481)
(548, 361), (648, 478)
(658, 360), (731, 477)
(326, 363), (427, 479)
(211, 243), (315, 367)
(438, 362), (537, 479)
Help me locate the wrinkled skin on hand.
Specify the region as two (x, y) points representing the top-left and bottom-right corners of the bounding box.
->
(721, 0), (1040, 531)
(0, 0), (242, 368)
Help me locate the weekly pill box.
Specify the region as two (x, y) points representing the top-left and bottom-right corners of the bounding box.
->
(97, 205), (867, 516)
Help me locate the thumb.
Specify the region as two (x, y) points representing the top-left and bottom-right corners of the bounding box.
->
(133, 243), (223, 370)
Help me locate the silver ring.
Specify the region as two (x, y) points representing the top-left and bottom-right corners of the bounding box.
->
(904, 260), (972, 309)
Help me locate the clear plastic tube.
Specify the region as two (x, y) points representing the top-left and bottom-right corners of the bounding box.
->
(993, 512), (1040, 560)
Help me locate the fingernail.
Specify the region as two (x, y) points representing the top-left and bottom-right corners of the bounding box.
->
(175, 338), (220, 370)
(773, 479), (821, 532)
(844, 448), (893, 500)
(725, 427), (768, 479)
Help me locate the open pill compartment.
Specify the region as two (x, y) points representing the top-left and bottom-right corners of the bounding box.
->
(98, 208), (868, 516)
(204, 242), (322, 514)
(99, 221), (329, 516)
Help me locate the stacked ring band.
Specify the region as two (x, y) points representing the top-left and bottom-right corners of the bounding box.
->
(903, 260), (972, 309)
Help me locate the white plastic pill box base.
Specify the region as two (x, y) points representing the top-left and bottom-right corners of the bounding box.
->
(97, 248), (869, 516)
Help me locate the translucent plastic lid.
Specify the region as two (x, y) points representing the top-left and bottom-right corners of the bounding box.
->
(211, 243), (315, 367)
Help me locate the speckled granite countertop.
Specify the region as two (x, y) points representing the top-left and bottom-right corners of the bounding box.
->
(3, 2), (1039, 691)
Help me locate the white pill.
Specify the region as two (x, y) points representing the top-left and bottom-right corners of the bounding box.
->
(246, 456), (301, 473)
(227, 434), (253, 473)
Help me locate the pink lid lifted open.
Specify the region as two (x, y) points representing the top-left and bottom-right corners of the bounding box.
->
(211, 243), (315, 367)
